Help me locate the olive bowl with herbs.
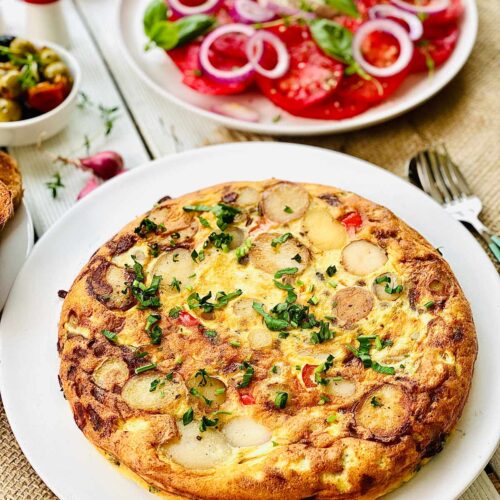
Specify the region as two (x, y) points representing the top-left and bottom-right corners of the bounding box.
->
(0, 36), (81, 146)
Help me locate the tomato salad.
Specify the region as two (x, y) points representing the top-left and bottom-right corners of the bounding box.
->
(143, 0), (462, 121)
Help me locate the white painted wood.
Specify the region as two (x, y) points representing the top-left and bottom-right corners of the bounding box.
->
(74, 0), (219, 157)
(2, 0), (150, 235)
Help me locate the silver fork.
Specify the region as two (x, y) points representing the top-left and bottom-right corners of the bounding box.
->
(407, 144), (500, 263)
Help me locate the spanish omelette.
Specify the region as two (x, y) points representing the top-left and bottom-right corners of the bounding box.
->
(58, 179), (477, 499)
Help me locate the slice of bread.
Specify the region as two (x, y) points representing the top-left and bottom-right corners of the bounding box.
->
(0, 180), (14, 229)
(0, 151), (23, 209)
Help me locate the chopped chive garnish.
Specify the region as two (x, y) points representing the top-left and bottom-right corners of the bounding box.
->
(135, 363), (157, 374)
(284, 206), (293, 214)
(424, 301), (435, 309)
(274, 267), (298, 279)
(271, 232), (292, 248)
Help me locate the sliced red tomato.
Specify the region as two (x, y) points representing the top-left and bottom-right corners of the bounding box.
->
(411, 25), (459, 72)
(256, 26), (344, 113)
(423, 0), (463, 27)
(239, 393), (255, 405)
(338, 66), (409, 105)
(294, 94), (370, 120)
(362, 30), (401, 68)
(167, 36), (254, 96)
(340, 211), (363, 229)
(177, 310), (200, 327)
(27, 81), (68, 112)
(301, 364), (318, 388)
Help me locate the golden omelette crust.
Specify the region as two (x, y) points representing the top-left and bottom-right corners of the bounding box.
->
(58, 180), (477, 499)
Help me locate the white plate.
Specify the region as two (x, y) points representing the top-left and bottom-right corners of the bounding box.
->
(1, 143), (498, 500)
(0, 201), (34, 310)
(116, 0), (477, 136)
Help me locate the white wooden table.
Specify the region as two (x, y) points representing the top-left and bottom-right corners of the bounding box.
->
(0, 0), (498, 498)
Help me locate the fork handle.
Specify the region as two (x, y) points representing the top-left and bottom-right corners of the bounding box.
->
(463, 217), (500, 263)
(487, 234), (500, 263)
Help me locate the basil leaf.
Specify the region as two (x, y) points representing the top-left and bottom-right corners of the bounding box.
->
(309, 19), (354, 66)
(143, 0), (168, 36)
(176, 15), (216, 47)
(324, 0), (360, 18)
(147, 21), (179, 51)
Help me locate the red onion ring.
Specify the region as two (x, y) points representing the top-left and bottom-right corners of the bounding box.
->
(352, 19), (413, 78)
(168, 0), (224, 17)
(258, 0), (315, 19)
(231, 0), (275, 23)
(199, 24), (256, 83)
(390, 0), (449, 15)
(369, 4), (423, 40)
(246, 30), (290, 79)
(211, 102), (260, 121)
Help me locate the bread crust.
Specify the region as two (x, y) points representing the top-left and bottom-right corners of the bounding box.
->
(58, 180), (477, 499)
(0, 152), (22, 209)
(0, 180), (14, 229)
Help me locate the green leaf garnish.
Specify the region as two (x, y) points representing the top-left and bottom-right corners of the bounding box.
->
(237, 361), (254, 388)
(102, 329), (118, 343)
(274, 267), (298, 279)
(135, 363), (157, 374)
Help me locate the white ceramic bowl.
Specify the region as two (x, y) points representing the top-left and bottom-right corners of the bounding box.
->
(0, 38), (81, 146)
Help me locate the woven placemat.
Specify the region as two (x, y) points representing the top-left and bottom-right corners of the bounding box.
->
(0, 0), (498, 498)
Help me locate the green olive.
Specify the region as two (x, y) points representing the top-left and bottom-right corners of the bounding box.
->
(43, 61), (70, 81)
(0, 98), (22, 122)
(0, 70), (22, 98)
(39, 47), (60, 66)
(10, 38), (36, 57)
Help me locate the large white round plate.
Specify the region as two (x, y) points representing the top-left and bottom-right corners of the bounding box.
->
(0, 201), (34, 310)
(1, 143), (498, 499)
(116, 0), (477, 136)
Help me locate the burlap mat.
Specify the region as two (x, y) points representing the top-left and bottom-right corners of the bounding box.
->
(0, 0), (498, 498)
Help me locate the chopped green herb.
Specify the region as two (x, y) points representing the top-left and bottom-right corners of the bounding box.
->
(235, 239), (253, 262)
(271, 232), (292, 248)
(203, 329), (217, 338)
(199, 415), (219, 432)
(187, 289), (242, 313)
(273, 280), (297, 303)
(308, 296), (319, 306)
(229, 340), (241, 347)
(205, 231), (233, 252)
(214, 388), (226, 395)
(292, 254), (302, 263)
(326, 414), (338, 424)
(271, 365), (278, 374)
(278, 331), (289, 339)
(198, 216), (211, 228)
(183, 203), (241, 231)
(189, 387), (212, 406)
(102, 329), (118, 343)
(130, 275), (162, 310)
(253, 302), (290, 331)
(274, 391), (288, 409)
(314, 355), (335, 385)
(370, 396), (382, 407)
(170, 277), (181, 292)
(424, 301), (435, 309)
(346, 336), (395, 375)
(310, 321), (334, 344)
(46, 172), (64, 199)
(375, 275), (391, 284)
(135, 363), (157, 374)
(145, 313), (162, 345)
(237, 361), (254, 389)
(148, 243), (160, 257)
(134, 218), (163, 237)
(168, 306), (182, 318)
(274, 267), (298, 279)
(284, 206), (293, 214)
(194, 368), (209, 386)
(182, 408), (194, 425)
(318, 394), (331, 405)
(326, 265), (337, 277)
